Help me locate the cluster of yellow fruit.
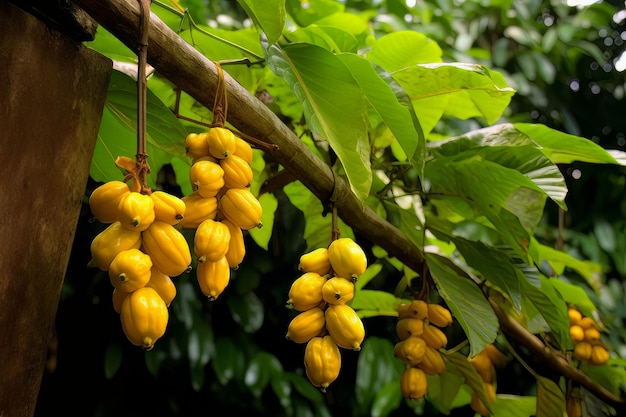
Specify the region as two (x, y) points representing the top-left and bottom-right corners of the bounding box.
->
(395, 299), (453, 401)
(88, 180), (191, 350)
(467, 344), (507, 416)
(285, 237), (368, 391)
(568, 306), (610, 365)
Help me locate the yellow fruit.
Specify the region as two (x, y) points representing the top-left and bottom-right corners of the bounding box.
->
(400, 367), (428, 400)
(194, 218), (231, 263)
(150, 191), (186, 225)
(286, 307), (326, 344)
(89, 180), (130, 223)
(287, 272), (327, 312)
(196, 256), (231, 301)
(233, 137), (253, 164)
(222, 219), (245, 269)
(219, 188), (263, 230)
(484, 382), (496, 403)
(118, 192), (155, 232)
(189, 160), (225, 198)
(483, 344), (508, 368)
(422, 322), (448, 349)
(589, 345), (610, 365)
(427, 304), (453, 327)
(327, 238), (367, 279)
(112, 288), (128, 314)
(145, 267), (176, 307)
(468, 351), (495, 384)
(89, 221), (142, 271)
(298, 248), (332, 276)
(321, 277), (354, 305)
(108, 248), (153, 292)
(220, 154), (253, 189)
(577, 317), (596, 330)
(568, 307), (583, 325)
(569, 325), (585, 342)
(397, 300), (428, 320)
(304, 335), (341, 392)
(573, 341), (593, 361)
(120, 287), (168, 350)
(396, 318), (425, 340)
(207, 127), (237, 159)
(393, 336), (427, 367)
(141, 221), (192, 276)
(470, 392), (490, 417)
(325, 304), (365, 351)
(584, 327), (601, 344)
(566, 394), (582, 417)
(179, 192), (218, 229)
(185, 132), (210, 160)
(417, 346), (446, 375)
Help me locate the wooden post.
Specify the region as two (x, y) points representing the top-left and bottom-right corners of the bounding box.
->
(0, 1), (112, 415)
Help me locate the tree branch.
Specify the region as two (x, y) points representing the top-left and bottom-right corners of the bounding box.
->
(70, 0), (624, 408)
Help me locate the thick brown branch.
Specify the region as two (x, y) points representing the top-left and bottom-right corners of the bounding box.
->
(71, 0), (425, 270)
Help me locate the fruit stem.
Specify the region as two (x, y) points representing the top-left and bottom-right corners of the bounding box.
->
(136, 0), (151, 192)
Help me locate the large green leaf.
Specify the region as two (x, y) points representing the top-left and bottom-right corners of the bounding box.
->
(286, 26), (358, 53)
(237, 0), (285, 46)
(264, 42), (371, 199)
(426, 253), (499, 356)
(285, 0), (344, 27)
(391, 63), (515, 136)
(366, 31), (443, 73)
(536, 376), (566, 417)
(338, 53), (425, 172)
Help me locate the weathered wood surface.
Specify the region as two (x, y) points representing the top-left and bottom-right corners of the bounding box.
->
(0, 2), (111, 415)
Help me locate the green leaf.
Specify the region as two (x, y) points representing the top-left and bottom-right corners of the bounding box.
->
(549, 279), (596, 319)
(287, 26), (358, 53)
(371, 380), (403, 417)
(103, 343), (123, 380)
(338, 53), (425, 173)
(85, 26), (135, 63)
(391, 63), (515, 135)
(227, 291), (265, 333)
(212, 336), (246, 386)
(249, 193), (277, 250)
(264, 42), (371, 199)
(536, 376), (565, 417)
(490, 395), (537, 417)
(426, 353), (469, 414)
(245, 351), (284, 398)
(350, 289), (403, 318)
(237, 0), (285, 46)
(515, 123), (625, 165)
(285, 0), (344, 27)
(426, 253), (499, 356)
(366, 31), (443, 73)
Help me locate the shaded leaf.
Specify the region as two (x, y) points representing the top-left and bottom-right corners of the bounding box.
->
(536, 376), (566, 417)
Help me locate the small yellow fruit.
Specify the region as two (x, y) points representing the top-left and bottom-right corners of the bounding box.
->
(304, 335), (341, 392)
(286, 307), (326, 344)
(573, 341), (593, 361)
(321, 277), (355, 305)
(207, 127), (237, 159)
(397, 300), (428, 320)
(141, 221), (192, 277)
(196, 256), (231, 301)
(185, 132), (211, 160)
(400, 367), (428, 400)
(150, 191), (186, 225)
(568, 307), (583, 325)
(219, 188), (263, 230)
(589, 345), (610, 365)
(327, 238), (367, 279)
(569, 325), (585, 342)
(118, 192), (156, 232)
(422, 322), (448, 349)
(427, 304), (453, 327)
(483, 344), (508, 368)
(577, 317), (596, 330)
(89, 180), (130, 223)
(220, 154), (253, 189)
(468, 350), (495, 383)
(120, 287), (169, 350)
(112, 288), (128, 314)
(179, 192), (218, 229)
(233, 137), (253, 164)
(108, 248), (153, 292)
(393, 336), (427, 367)
(222, 219), (246, 269)
(89, 221), (142, 271)
(298, 248), (332, 276)
(189, 160), (225, 198)
(325, 304), (365, 351)
(396, 318), (425, 340)
(417, 346), (446, 375)
(145, 267), (177, 307)
(194, 218), (231, 263)
(287, 272), (327, 312)
(584, 327), (601, 344)
(470, 392), (490, 417)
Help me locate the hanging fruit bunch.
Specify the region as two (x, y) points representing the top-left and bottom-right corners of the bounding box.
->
(567, 306), (610, 366)
(466, 343), (507, 416)
(395, 299), (453, 401)
(285, 236), (368, 392)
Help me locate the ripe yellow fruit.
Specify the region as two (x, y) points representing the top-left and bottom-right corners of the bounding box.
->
(194, 218), (231, 263)
(179, 192), (218, 229)
(189, 160), (225, 198)
(150, 191), (186, 225)
(568, 307), (583, 325)
(566, 394), (582, 417)
(400, 367), (428, 400)
(145, 267), (176, 307)
(286, 307), (326, 344)
(422, 322), (448, 349)
(584, 327), (601, 344)
(468, 350), (495, 384)
(298, 248), (332, 276)
(220, 154), (253, 189)
(470, 392), (490, 417)
(196, 256), (231, 301)
(233, 137), (253, 164)
(118, 192), (155, 232)
(219, 188), (263, 230)
(577, 317), (596, 330)
(321, 277), (354, 305)
(287, 272), (327, 312)
(589, 345), (610, 365)
(89, 180), (130, 223)
(141, 221), (192, 276)
(483, 344), (508, 368)
(112, 288), (128, 314)
(89, 221), (142, 271)
(108, 248), (153, 292)
(120, 287), (168, 350)
(569, 325), (585, 342)
(393, 336), (427, 367)
(327, 238), (367, 279)
(207, 127), (237, 159)
(573, 341), (593, 361)
(396, 318), (425, 340)
(222, 219), (246, 269)
(185, 132), (210, 161)
(304, 335), (341, 392)
(325, 304), (365, 351)
(397, 300), (428, 320)
(417, 346), (446, 375)
(427, 304), (453, 327)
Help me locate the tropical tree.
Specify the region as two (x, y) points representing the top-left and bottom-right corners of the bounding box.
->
(35, 0), (626, 416)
